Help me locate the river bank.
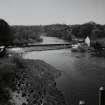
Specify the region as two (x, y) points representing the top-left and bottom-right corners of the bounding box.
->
(0, 55), (67, 105)
(24, 48), (105, 105)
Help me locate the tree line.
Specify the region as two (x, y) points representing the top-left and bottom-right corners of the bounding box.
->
(43, 22), (105, 41)
(71, 22), (105, 39)
(11, 25), (43, 46)
(44, 24), (72, 41)
(0, 19), (43, 47)
(0, 19), (105, 47)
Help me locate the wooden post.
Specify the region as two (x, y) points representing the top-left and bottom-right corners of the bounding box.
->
(79, 100), (86, 105)
(99, 86), (105, 105)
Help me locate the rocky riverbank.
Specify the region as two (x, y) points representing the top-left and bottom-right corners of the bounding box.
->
(0, 55), (67, 105)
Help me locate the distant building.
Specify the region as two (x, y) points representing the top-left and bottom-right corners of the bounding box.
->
(84, 36), (90, 47)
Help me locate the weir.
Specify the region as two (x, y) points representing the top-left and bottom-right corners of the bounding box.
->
(8, 43), (72, 48)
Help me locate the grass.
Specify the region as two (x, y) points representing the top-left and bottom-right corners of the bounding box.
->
(0, 54), (66, 105)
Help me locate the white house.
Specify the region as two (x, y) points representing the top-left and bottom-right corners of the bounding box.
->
(85, 36), (90, 47)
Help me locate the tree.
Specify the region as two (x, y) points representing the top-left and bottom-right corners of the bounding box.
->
(0, 19), (13, 46)
(91, 28), (105, 39)
(78, 22), (94, 38)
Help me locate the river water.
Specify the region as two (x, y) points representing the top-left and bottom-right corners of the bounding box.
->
(36, 36), (70, 44)
(23, 36), (105, 105)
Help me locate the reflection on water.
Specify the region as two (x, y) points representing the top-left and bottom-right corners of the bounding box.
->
(24, 49), (105, 105)
(35, 36), (70, 44)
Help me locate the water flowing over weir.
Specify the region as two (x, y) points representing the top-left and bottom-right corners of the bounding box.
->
(23, 36), (105, 105)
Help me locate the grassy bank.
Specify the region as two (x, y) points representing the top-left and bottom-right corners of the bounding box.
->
(0, 55), (67, 105)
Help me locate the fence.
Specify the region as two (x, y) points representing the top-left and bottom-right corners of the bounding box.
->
(78, 86), (105, 105)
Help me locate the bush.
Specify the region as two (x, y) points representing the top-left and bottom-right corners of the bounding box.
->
(12, 25), (43, 46)
(0, 19), (13, 46)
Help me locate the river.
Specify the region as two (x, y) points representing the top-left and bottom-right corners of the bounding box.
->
(23, 36), (105, 105)
(35, 36), (70, 44)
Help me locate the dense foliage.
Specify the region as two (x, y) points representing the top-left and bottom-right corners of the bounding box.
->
(43, 22), (105, 41)
(71, 22), (105, 39)
(11, 25), (43, 46)
(0, 19), (43, 47)
(1, 19), (105, 47)
(0, 19), (13, 46)
(0, 55), (66, 105)
(44, 24), (72, 41)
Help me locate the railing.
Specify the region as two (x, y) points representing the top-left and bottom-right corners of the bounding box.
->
(78, 86), (105, 105)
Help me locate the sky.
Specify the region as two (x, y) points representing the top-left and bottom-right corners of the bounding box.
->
(0, 0), (105, 25)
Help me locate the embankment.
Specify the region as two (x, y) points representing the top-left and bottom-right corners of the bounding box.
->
(0, 56), (67, 105)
